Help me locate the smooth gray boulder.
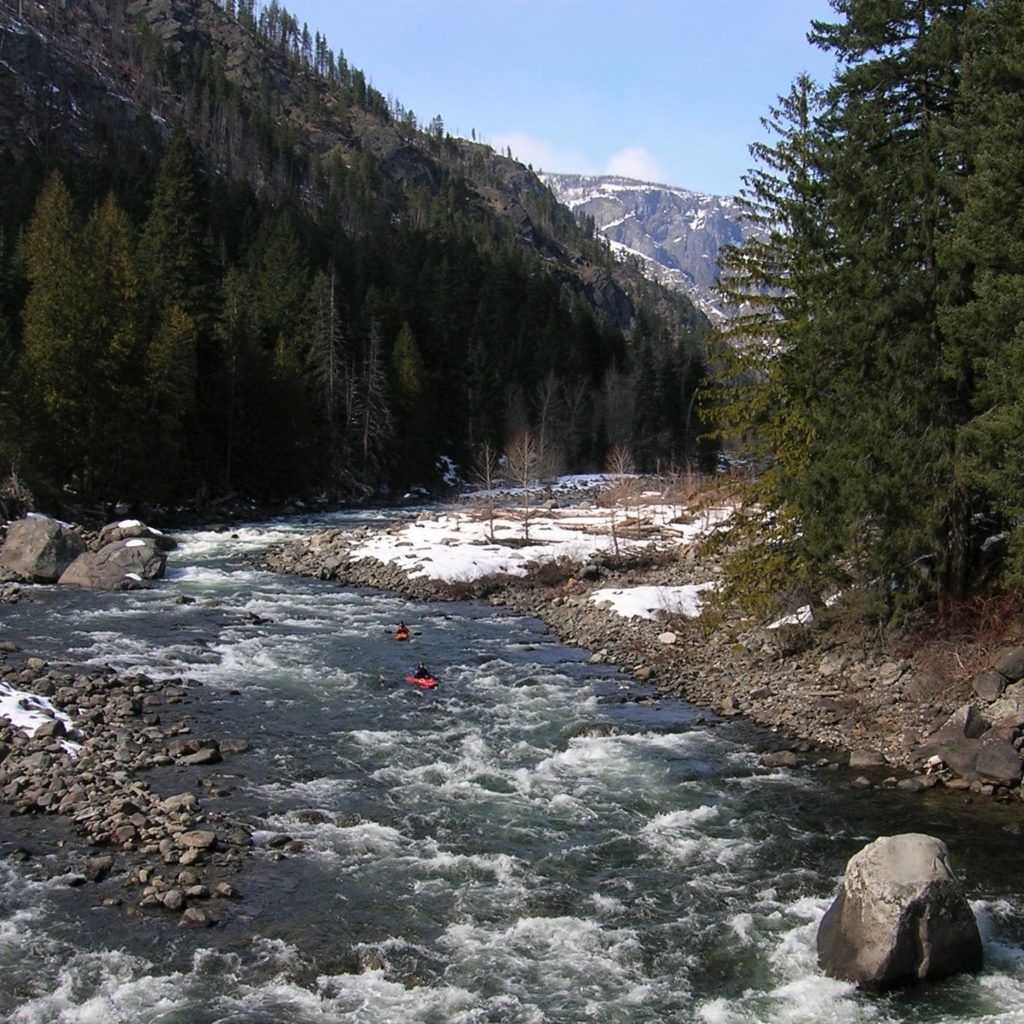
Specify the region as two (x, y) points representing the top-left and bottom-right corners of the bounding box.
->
(993, 646), (1024, 683)
(58, 538), (166, 590)
(0, 515), (85, 582)
(817, 833), (982, 990)
(973, 669), (1007, 702)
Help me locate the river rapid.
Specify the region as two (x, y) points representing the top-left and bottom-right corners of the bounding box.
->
(1, 509), (1024, 1023)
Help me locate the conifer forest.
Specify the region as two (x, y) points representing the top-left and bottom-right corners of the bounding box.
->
(1, 0), (1023, 626)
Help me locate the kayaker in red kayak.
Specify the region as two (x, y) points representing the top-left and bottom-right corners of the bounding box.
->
(406, 662), (439, 689)
(394, 622), (410, 641)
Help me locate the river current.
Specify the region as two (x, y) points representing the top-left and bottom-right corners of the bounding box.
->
(1, 509), (1024, 1023)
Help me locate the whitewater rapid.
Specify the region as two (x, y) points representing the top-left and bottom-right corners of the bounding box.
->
(1, 510), (1022, 1023)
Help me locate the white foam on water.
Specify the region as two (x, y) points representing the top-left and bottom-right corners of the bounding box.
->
(0, 681), (78, 746)
(62, 630), (158, 668)
(10, 934), (484, 1024)
(438, 913), (677, 1017)
(638, 804), (757, 871)
(7, 949), (190, 1024)
(644, 804), (721, 830)
(729, 911), (756, 945)
(510, 729), (709, 802)
(250, 774), (356, 808)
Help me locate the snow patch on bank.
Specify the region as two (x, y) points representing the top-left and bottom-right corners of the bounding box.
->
(589, 583), (716, 620)
(345, 479), (732, 587)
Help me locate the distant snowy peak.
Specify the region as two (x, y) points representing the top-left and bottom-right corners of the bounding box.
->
(542, 173), (754, 322)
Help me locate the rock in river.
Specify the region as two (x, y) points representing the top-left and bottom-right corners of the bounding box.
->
(817, 833), (982, 990)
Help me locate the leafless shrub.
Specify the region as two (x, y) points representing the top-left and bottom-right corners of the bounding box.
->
(0, 471), (34, 521)
(903, 590), (1024, 691)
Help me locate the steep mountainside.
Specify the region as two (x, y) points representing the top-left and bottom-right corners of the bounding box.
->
(0, 0), (701, 339)
(543, 174), (751, 321)
(0, 0), (719, 512)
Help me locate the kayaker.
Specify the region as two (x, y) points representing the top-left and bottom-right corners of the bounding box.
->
(412, 661), (432, 680)
(394, 621), (410, 640)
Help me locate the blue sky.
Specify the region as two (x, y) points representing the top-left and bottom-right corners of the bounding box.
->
(285, 1), (837, 197)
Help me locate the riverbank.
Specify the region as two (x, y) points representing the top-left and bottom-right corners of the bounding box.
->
(263, 487), (1024, 806)
(0, 645), (253, 923)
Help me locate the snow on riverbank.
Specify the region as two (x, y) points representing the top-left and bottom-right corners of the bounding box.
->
(589, 582), (717, 620)
(347, 480), (732, 619)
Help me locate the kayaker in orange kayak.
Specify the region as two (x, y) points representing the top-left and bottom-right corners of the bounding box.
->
(394, 622), (410, 641)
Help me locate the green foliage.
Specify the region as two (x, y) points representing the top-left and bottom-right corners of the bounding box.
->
(709, 0), (1024, 623)
(19, 177), (147, 504)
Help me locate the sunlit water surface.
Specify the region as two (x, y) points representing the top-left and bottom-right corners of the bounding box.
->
(1, 509), (1023, 1023)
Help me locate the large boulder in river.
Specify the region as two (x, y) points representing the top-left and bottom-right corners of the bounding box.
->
(817, 833), (982, 990)
(0, 515), (85, 583)
(58, 537), (167, 590)
(94, 518), (176, 552)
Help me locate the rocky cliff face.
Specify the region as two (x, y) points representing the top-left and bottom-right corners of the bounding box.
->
(543, 173), (752, 322)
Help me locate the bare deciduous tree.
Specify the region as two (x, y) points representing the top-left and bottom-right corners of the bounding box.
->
(472, 441), (500, 543)
(505, 429), (541, 541)
(604, 442), (636, 558)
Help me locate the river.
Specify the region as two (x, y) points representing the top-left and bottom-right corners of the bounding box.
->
(1, 509), (1023, 1023)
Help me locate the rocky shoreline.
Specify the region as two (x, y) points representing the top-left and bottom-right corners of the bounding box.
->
(0, 645), (253, 925)
(3, 498), (1021, 924)
(264, 509), (1024, 809)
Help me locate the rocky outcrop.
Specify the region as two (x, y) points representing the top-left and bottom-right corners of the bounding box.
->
(817, 834), (982, 990)
(0, 515), (86, 583)
(543, 173), (751, 321)
(58, 537), (167, 590)
(95, 518), (176, 552)
(915, 703), (1024, 788)
(0, 514), (174, 591)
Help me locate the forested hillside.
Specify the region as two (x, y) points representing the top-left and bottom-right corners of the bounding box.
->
(0, 0), (713, 516)
(709, 0), (1024, 622)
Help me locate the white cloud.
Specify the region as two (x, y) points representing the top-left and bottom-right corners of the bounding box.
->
(489, 131), (592, 174)
(605, 147), (664, 183)
(480, 134), (665, 186)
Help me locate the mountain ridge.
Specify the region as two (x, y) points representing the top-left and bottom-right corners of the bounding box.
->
(542, 172), (751, 321)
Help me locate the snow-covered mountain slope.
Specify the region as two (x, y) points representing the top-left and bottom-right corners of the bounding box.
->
(542, 173), (752, 322)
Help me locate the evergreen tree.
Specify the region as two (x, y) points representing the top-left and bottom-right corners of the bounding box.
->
(940, 0), (1024, 585)
(390, 320), (432, 483)
(139, 123), (219, 488)
(144, 303), (198, 498)
(81, 194), (146, 500)
(20, 179), (145, 504)
(704, 75), (829, 616)
(709, 1), (1005, 620)
(139, 123), (215, 332)
(804, 0), (972, 611)
(356, 319), (394, 476)
(307, 265), (350, 489)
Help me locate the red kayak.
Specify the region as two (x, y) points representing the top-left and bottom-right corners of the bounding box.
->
(394, 629), (410, 641)
(405, 673), (439, 690)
